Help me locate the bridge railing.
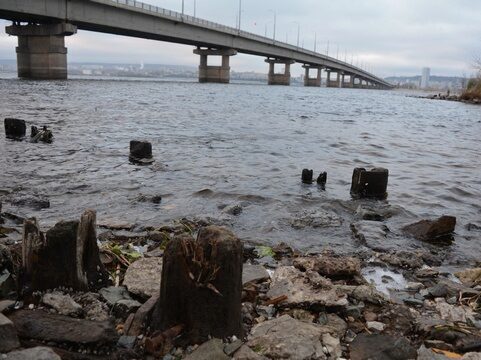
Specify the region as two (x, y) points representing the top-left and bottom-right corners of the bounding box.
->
(105, 0), (388, 85)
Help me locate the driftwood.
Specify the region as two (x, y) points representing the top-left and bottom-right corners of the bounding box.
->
(19, 209), (110, 297)
(152, 226), (243, 345)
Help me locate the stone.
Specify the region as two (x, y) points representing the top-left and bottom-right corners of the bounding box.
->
(302, 169), (314, 184)
(351, 221), (390, 252)
(233, 345), (267, 360)
(355, 205), (385, 221)
(417, 345), (451, 360)
(406, 282), (424, 291)
(0, 312), (20, 352)
(455, 268), (481, 286)
(293, 254), (361, 278)
(4, 346), (61, 360)
(129, 140), (154, 164)
(247, 315), (326, 359)
(184, 338), (230, 360)
(322, 333), (342, 358)
(290, 210), (343, 229)
(224, 339), (244, 356)
(123, 257), (162, 300)
(152, 226), (243, 344)
(223, 204), (243, 216)
(114, 299), (142, 320)
(367, 321), (386, 332)
(117, 335), (137, 350)
(4, 118), (26, 139)
(402, 216), (456, 243)
(434, 298), (476, 323)
(73, 292), (110, 321)
(11, 195), (50, 210)
(0, 269), (15, 298)
(379, 251), (425, 269)
(350, 334), (417, 360)
(10, 310), (118, 346)
(350, 167), (389, 199)
(0, 299), (15, 313)
(266, 266), (348, 308)
(42, 292), (83, 316)
(99, 286), (133, 306)
(242, 264), (269, 285)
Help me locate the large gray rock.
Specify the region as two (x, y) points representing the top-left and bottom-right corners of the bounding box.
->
(42, 292), (83, 316)
(290, 210), (342, 229)
(267, 266), (348, 308)
(184, 338), (230, 360)
(293, 254), (361, 278)
(242, 264), (269, 285)
(99, 286), (133, 306)
(233, 345), (267, 360)
(402, 216), (456, 243)
(123, 257), (162, 299)
(350, 334), (417, 360)
(3, 346), (61, 360)
(0, 313), (20, 352)
(246, 315), (326, 359)
(351, 221), (391, 252)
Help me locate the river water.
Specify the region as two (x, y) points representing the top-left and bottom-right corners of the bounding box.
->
(1, 75), (480, 263)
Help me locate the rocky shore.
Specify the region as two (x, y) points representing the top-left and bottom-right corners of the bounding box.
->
(1, 197), (481, 360)
(412, 93), (481, 105)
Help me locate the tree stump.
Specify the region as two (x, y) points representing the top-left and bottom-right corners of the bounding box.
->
(350, 167), (389, 199)
(4, 118), (26, 139)
(152, 226), (243, 345)
(19, 210), (110, 297)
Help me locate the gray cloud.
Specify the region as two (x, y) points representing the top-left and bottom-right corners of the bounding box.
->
(1, 0), (480, 76)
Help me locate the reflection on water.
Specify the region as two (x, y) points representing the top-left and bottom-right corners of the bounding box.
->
(1, 76), (480, 262)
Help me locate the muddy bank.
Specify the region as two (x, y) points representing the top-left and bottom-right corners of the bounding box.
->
(1, 204), (481, 359)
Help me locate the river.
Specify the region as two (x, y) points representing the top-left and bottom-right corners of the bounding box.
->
(1, 75), (480, 264)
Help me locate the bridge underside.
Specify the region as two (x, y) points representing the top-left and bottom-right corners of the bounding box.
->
(0, 0), (393, 88)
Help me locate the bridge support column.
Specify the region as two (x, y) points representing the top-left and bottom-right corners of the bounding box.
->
(266, 58), (295, 86)
(6, 23), (77, 80)
(326, 70), (340, 88)
(193, 48), (237, 83)
(302, 65), (322, 87)
(344, 74), (354, 88)
(339, 73), (345, 88)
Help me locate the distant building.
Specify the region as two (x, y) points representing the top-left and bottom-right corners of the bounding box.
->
(420, 67), (430, 89)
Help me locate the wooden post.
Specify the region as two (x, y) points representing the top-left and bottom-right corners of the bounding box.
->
(152, 227), (243, 345)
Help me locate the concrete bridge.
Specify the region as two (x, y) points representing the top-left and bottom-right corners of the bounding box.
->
(0, 0), (393, 89)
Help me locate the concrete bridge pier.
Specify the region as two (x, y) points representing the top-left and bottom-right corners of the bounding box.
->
(266, 58), (295, 85)
(193, 48), (237, 83)
(343, 74), (354, 88)
(302, 65), (322, 87)
(326, 70), (340, 88)
(6, 22), (77, 80)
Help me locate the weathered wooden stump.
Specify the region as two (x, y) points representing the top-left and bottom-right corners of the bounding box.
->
(302, 169), (314, 184)
(317, 171), (327, 186)
(129, 140), (154, 164)
(20, 210), (110, 297)
(152, 227), (243, 345)
(350, 167), (389, 199)
(4, 118), (26, 139)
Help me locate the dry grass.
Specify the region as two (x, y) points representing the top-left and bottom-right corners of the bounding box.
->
(460, 77), (481, 101)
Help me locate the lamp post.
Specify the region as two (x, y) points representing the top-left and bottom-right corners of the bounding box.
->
(268, 9), (276, 41)
(194, 0), (196, 17)
(182, 0), (184, 15)
(238, 0), (242, 30)
(314, 32), (317, 52)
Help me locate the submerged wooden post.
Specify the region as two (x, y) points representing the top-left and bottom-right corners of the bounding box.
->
(152, 226), (243, 345)
(20, 209), (110, 296)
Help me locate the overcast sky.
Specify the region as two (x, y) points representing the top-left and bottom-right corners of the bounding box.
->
(1, 0), (480, 77)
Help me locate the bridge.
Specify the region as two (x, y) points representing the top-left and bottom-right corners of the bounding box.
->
(0, 0), (393, 89)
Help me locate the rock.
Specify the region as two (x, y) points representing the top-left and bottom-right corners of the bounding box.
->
(123, 257), (162, 300)
(350, 167), (389, 199)
(99, 286), (133, 306)
(114, 299), (142, 320)
(402, 216), (456, 243)
(406, 282), (424, 291)
(293, 253), (361, 278)
(129, 140), (154, 164)
(184, 338), (230, 360)
(417, 345), (451, 360)
(351, 221), (390, 252)
(289, 308), (316, 323)
(10, 310), (118, 346)
(266, 266), (348, 308)
(0, 269), (15, 298)
(242, 264), (269, 285)
(117, 335), (137, 350)
(256, 305), (275, 319)
(455, 268), (481, 286)
(345, 284), (387, 305)
(350, 334), (417, 360)
(290, 210), (343, 229)
(4, 346), (61, 360)
(4, 118), (26, 139)
(11, 195), (50, 210)
(426, 279), (469, 299)
(0, 299), (15, 313)
(322, 333), (342, 358)
(42, 292), (83, 317)
(434, 298), (476, 323)
(0, 312), (20, 352)
(223, 204), (243, 216)
(302, 169), (314, 184)
(233, 345), (267, 360)
(355, 205), (385, 221)
(247, 315), (326, 359)
(152, 226), (243, 344)
(367, 321), (386, 332)
(73, 292), (110, 321)
(124, 294), (159, 336)
(416, 268), (440, 278)
(224, 339), (243, 356)
(378, 251), (425, 269)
